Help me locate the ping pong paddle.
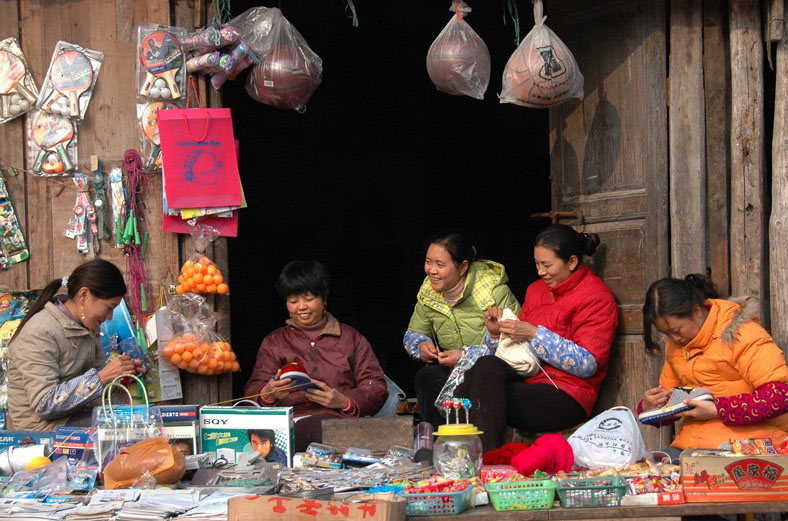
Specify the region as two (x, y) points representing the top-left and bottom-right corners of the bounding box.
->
(0, 50), (36, 118)
(139, 31), (183, 99)
(140, 101), (176, 167)
(31, 111), (75, 173)
(49, 50), (93, 117)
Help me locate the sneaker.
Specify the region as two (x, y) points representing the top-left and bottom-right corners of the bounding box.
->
(638, 387), (714, 425)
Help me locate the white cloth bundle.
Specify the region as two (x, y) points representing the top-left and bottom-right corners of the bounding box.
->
(495, 308), (539, 376)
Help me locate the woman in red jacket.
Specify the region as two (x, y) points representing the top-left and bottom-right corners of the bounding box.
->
(456, 225), (619, 450)
(245, 260), (388, 452)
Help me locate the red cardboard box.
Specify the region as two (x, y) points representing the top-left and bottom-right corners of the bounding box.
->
(681, 449), (788, 502)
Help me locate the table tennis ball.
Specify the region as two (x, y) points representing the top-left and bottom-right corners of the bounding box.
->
(17, 99), (30, 111)
(47, 152), (58, 164)
(160, 87), (171, 99)
(9, 104), (21, 115)
(149, 86), (161, 98)
(10, 94), (21, 104)
(154, 78), (167, 88)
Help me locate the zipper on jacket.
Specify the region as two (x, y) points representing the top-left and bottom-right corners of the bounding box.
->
(311, 341), (317, 377)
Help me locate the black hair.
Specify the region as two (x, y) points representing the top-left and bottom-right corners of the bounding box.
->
(11, 259), (126, 342)
(534, 224), (600, 263)
(642, 273), (720, 352)
(247, 429), (275, 444)
(276, 260), (330, 300)
(428, 231), (477, 267)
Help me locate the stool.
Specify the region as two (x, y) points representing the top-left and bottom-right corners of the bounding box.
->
(506, 423), (584, 445)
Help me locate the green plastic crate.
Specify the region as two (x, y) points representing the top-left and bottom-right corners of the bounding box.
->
(402, 487), (473, 516)
(556, 476), (627, 508)
(485, 479), (557, 511)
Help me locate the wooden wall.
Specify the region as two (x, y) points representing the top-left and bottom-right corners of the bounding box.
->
(0, 0), (231, 405)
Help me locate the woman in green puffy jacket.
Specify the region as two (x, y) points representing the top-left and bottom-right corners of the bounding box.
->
(404, 232), (520, 429)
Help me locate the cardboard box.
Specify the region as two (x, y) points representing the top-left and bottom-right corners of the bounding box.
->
(681, 449), (788, 502)
(228, 493), (406, 521)
(52, 426), (92, 461)
(0, 430), (53, 451)
(153, 405), (199, 424)
(200, 406), (293, 466)
(162, 423), (200, 457)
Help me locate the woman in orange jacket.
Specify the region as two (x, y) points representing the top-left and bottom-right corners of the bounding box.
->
(640, 274), (788, 460)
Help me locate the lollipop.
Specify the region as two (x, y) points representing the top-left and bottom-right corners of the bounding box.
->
(443, 399), (453, 425)
(452, 399), (462, 425)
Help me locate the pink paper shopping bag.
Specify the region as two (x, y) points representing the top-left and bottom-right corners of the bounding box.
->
(159, 108), (242, 208)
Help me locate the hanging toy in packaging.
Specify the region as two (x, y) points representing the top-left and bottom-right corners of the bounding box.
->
(0, 38), (39, 124)
(109, 167), (126, 248)
(0, 173), (29, 269)
(137, 101), (178, 170)
(182, 26), (240, 54)
(500, 0), (583, 108)
(26, 109), (77, 174)
(89, 156), (110, 243)
(186, 52), (220, 74)
(159, 293), (239, 374)
(210, 42), (257, 90)
(66, 173), (98, 254)
(38, 41), (103, 120)
(176, 223), (228, 295)
(246, 9), (322, 113)
(426, 1), (490, 100)
(137, 24), (187, 101)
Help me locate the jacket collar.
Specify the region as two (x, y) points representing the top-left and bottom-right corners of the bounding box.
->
(43, 301), (92, 338)
(680, 297), (757, 357)
(548, 264), (591, 297)
(286, 312), (341, 338)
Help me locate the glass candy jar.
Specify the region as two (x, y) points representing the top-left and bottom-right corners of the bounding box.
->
(433, 424), (483, 479)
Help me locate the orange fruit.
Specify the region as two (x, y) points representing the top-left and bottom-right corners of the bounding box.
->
(222, 351), (232, 362)
(231, 361), (240, 372)
(193, 273), (203, 284)
(202, 275), (213, 285)
(213, 274), (224, 284)
(217, 361), (225, 371)
(196, 283), (207, 292)
(186, 277), (196, 288)
(184, 260), (194, 269)
(206, 284), (217, 293)
(185, 266), (196, 277)
(197, 364), (208, 374)
(182, 351), (193, 363)
(175, 285), (185, 295)
(178, 361), (189, 370)
(229, 351), (236, 362)
(189, 359), (200, 370)
(199, 257), (211, 266)
(193, 348), (202, 359)
(170, 353), (182, 364)
(217, 283), (229, 294)
(207, 358), (218, 370)
(207, 265), (218, 276)
(161, 345), (173, 357)
(178, 275), (186, 284)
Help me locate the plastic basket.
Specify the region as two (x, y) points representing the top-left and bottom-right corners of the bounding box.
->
(557, 476), (627, 508)
(402, 487), (473, 516)
(485, 479), (557, 511)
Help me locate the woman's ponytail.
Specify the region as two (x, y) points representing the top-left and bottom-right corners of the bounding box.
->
(10, 278), (64, 343)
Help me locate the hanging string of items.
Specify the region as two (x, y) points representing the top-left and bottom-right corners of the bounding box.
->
(121, 150), (150, 336)
(505, 0), (521, 45)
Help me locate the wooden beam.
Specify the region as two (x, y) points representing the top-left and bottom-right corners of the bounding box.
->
(704, 0), (731, 295)
(771, 33), (788, 352)
(767, 0), (784, 42)
(730, 0), (768, 323)
(669, 0), (707, 277)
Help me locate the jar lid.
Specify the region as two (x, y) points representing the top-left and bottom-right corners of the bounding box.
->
(434, 424), (483, 436)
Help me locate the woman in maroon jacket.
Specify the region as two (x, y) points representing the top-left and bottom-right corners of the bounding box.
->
(456, 225), (619, 450)
(245, 260), (388, 452)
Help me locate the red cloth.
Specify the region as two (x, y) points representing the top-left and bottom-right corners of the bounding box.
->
(483, 442), (530, 465)
(511, 433), (574, 476)
(519, 264), (618, 416)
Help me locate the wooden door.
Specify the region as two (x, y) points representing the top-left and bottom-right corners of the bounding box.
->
(547, 0), (671, 450)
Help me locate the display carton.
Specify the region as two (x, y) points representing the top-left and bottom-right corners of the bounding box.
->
(52, 426), (91, 461)
(0, 431), (53, 451)
(227, 493), (406, 521)
(200, 406), (293, 466)
(681, 449), (788, 502)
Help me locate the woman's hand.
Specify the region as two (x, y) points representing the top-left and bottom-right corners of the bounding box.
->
(484, 307), (503, 337)
(643, 386), (671, 410)
(437, 349), (462, 367)
(499, 319), (537, 342)
(306, 380), (350, 410)
(260, 369), (292, 401)
(418, 341), (439, 363)
(98, 354), (146, 385)
(676, 399), (719, 421)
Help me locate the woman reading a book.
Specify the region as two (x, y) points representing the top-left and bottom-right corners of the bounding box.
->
(245, 260), (388, 452)
(6, 260), (145, 431)
(640, 274), (788, 460)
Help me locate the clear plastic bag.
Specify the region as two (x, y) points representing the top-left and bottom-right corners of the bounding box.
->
(225, 7), (278, 57)
(426, 2), (490, 100)
(176, 224), (228, 295)
(159, 293), (240, 375)
(500, 0), (583, 108)
(0, 37), (39, 124)
(37, 41), (104, 120)
(26, 109), (78, 174)
(433, 349), (476, 414)
(137, 100), (181, 171)
(246, 9), (322, 113)
(136, 23), (187, 102)
(103, 438), (185, 489)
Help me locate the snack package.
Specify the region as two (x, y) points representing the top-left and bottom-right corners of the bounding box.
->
(0, 38), (39, 124)
(176, 224), (229, 295)
(246, 9), (322, 113)
(103, 437), (186, 489)
(137, 100), (181, 170)
(137, 23), (187, 101)
(26, 109), (78, 174)
(426, 2), (490, 100)
(500, 0), (583, 108)
(37, 41), (103, 120)
(159, 293), (239, 375)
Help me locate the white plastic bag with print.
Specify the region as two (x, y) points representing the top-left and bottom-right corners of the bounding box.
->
(568, 406), (649, 470)
(500, 0), (583, 108)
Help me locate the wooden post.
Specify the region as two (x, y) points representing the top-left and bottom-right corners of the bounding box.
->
(771, 28), (788, 352)
(730, 0), (768, 323)
(670, 0), (707, 277)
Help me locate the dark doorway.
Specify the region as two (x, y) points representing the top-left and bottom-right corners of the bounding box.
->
(224, 1), (552, 398)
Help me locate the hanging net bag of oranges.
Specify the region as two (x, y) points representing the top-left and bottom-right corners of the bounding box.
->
(176, 223), (229, 295)
(159, 293), (240, 375)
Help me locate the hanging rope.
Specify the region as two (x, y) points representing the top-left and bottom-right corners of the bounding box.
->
(344, 0), (359, 27)
(122, 150), (149, 324)
(504, 0), (521, 45)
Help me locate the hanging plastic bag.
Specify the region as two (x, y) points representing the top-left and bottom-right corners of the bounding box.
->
(500, 0), (583, 108)
(433, 349), (476, 414)
(103, 437), (186, 489)
(567, 406), (649, 470)
(426, 1), (490, 100)
(495, 308), (539, 376)
(159, 293), (240, 375)
(246, 9), (322, 113)
(176, 224), (229, 295)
